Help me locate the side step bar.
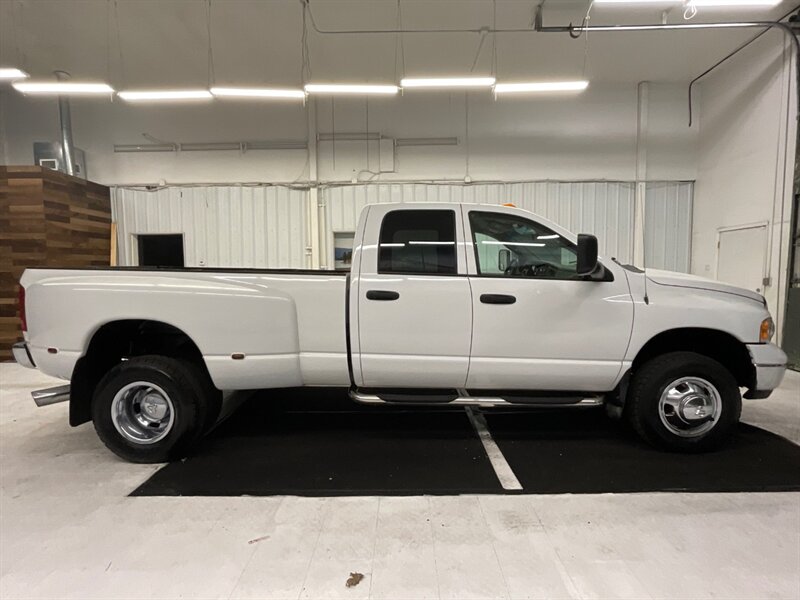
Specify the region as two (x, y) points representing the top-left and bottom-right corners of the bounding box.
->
(350, 389), (603, 408)
(32, 385), (71, 407)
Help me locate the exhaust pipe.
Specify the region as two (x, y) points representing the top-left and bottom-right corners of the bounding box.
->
(32, 385), (71, 407)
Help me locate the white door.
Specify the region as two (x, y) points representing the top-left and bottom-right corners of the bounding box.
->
(354, 205), (472, 388)
(463, 206), (634, 392)
(717, 225), (767, 293)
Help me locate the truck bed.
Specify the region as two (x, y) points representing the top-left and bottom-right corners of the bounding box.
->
(20, 267), (351, 389)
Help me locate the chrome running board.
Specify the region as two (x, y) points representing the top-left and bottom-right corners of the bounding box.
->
(31, 385), (71, 407)
(350, 389), (603, 408)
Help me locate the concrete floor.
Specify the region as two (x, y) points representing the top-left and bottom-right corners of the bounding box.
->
(0, 362), (798, 600)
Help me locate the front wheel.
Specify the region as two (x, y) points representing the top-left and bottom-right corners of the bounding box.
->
(627, 351), (741, 452)
(92, 355), (213, 463)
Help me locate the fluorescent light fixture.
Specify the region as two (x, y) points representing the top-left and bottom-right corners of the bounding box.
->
(304, 84), (399, 95)
(12, 81), (113, 94)
(0, 68), (29, 80)
(118, 90), (213, 101)
(401, 77), (496, 89)
(210, 87), (305, 99)
(572, 21), (763, 31)
(593, 0), (779, 4)
(495, 81), (589, 94)
(691, 0), (781, 5)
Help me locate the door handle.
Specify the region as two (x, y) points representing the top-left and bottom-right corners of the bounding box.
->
(480, 293), (516, 305)
(366, 290), (400, 301)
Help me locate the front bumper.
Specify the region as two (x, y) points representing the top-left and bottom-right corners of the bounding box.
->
(12, 342), (35, 369)
(745, 343), (788, 399)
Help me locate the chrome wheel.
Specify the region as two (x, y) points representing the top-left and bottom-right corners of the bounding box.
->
(111, 381), (175, 445)
(658, 376), (721, 438)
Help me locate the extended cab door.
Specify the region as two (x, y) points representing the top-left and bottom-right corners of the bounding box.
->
(463, 206), (633, 392)
(352, 205), (472, 388)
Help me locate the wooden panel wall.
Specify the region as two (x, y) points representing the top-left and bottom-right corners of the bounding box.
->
(0, 166), (111, 360)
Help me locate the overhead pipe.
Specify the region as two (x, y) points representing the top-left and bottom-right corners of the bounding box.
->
(54, 70), (76, 176)
(687, 8), (800, 125)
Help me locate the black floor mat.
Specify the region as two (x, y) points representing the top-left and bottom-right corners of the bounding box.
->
(132, 389), (502, 496)
(486, 409), (800, 494)
(132, 389), (800, 496)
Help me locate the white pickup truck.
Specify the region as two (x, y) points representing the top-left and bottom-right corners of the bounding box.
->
(14, 203), (787, 462)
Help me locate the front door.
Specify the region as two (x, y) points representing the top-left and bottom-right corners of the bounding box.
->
(354, 205), (472, 388)
(463, 207), (633, 392)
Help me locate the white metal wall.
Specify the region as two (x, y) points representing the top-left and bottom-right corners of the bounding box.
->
(112, 186), (308, 268)
(112, 180), (692, 272)
(324, 182), (636, 264)
(644, 181), (693, 273)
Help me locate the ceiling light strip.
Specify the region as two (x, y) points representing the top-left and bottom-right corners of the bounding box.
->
(594, 0), (779, 4)
(494, 81), (589, 94)
(401, 77), (496, 88)
(305, 84), (399, 95)
(0, 68), (29, 80)
(13, 82), (114, 94)
(571, 21), (768, 32)
(691, 0), (781, 6)
(118, 90), (213, 101)
(210, 87), (305, 99)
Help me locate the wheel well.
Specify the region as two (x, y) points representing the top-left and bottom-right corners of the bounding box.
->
(69, 320), (211, 426)
(631, 328), (754, 389)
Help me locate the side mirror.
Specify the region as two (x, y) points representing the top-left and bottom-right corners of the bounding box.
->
(498, 249), (511, 272)
(576, 234), (599, 276)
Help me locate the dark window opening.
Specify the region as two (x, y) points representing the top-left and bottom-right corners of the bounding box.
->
(378, 210), (457, 275)
(137, 234), (185, 268)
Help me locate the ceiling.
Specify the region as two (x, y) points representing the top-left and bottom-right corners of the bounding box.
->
(0, 0), (797, 89)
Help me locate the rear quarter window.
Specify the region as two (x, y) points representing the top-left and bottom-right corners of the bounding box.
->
(378, 210), (457, 275)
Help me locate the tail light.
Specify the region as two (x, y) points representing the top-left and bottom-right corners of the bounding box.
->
(18, 286), (26, 332)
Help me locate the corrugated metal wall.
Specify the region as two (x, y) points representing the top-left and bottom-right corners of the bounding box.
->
(112, 181), (692, 272)
(644, 181), (693, 273)
(113, 186), (308, 268)
(325, 182), (636, 264)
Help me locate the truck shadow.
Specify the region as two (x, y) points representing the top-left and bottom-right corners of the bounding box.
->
(131, 388), (800, 497)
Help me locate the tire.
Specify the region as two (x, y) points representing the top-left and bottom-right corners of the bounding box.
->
(91, 355), (213, 463)
(627, 351), (741, 452)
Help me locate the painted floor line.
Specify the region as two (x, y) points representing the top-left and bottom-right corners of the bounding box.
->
(465, 407), (523, 491)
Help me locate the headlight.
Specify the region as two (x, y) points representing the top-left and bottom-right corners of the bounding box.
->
(760, 317), (775, 343)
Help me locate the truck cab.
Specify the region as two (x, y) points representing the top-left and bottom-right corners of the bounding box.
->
(351, 203), (631, 393)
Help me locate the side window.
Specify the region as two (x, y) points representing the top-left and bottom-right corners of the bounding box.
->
(378, 210), (457, 275)
(469, 211), (580, 280)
